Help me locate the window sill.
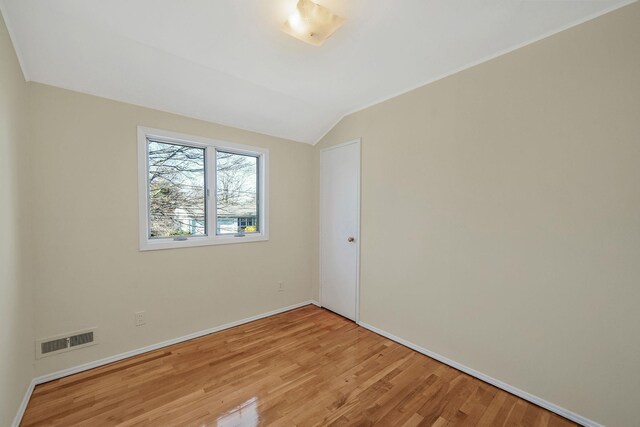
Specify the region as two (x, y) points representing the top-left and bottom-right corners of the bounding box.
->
(139, 234), (268, 251)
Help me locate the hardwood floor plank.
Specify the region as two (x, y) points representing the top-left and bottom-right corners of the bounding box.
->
(21, 306), (578, 426)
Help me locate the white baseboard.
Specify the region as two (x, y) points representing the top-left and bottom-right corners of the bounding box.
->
(357, 321), (603, 427)
(310, 299), (321, 307)
(11, 379), (36, 427)
(12, 300), (316, 427)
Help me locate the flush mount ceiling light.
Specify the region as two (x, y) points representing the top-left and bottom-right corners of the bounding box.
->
(282, 0), (345, 46)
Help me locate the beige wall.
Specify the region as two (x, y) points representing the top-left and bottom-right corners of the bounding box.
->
(0, 11), (33, 427)
(316, 3), (640, 426)
(28, 83), (316, 376)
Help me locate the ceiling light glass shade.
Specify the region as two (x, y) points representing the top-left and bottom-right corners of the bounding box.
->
(282, 0), (344, 46)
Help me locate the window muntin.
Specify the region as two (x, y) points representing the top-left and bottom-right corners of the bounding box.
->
(138, 127), (268, 250)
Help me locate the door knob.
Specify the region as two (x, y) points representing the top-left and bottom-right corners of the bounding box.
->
(347, 237), (355, 242)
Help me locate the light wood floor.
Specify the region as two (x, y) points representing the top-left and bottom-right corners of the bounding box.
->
(22, 305), (577, 426)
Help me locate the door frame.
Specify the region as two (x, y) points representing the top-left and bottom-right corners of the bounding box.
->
(319, 138), (361, 322)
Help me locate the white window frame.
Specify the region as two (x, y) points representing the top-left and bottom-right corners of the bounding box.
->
(137, 126), (269, 251)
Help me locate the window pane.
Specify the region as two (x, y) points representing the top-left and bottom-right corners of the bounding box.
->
(216, 151), (258, 234)
(147, 140), (206, 238)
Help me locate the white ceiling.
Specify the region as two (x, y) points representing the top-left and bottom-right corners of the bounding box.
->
(1, 0), (634, 144)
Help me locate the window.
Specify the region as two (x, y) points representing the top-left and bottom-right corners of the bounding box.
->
(138, 127), (268, 250)
(216, 151), (259, 235)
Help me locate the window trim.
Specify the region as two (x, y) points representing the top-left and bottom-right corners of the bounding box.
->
(137, 126), (269, 251)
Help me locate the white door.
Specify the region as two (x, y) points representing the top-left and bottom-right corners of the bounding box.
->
(320, 139), (360, 321)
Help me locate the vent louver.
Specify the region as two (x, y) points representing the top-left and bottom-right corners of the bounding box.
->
(36, 328), (98, 358)
(41, 338), (68, 354)
(70, 331), (94, 347)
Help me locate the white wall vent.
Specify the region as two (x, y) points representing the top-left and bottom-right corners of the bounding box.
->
(36, 328), (98, 358)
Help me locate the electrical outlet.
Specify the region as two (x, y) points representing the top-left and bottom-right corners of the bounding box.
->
(278, 281), (284, 292)
(135, 311), (146, 326)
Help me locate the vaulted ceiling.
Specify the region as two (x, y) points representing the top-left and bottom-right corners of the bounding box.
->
(1, 0), (634, 144)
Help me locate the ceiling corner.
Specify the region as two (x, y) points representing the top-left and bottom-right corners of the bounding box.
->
(0, 0), (30, 82)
